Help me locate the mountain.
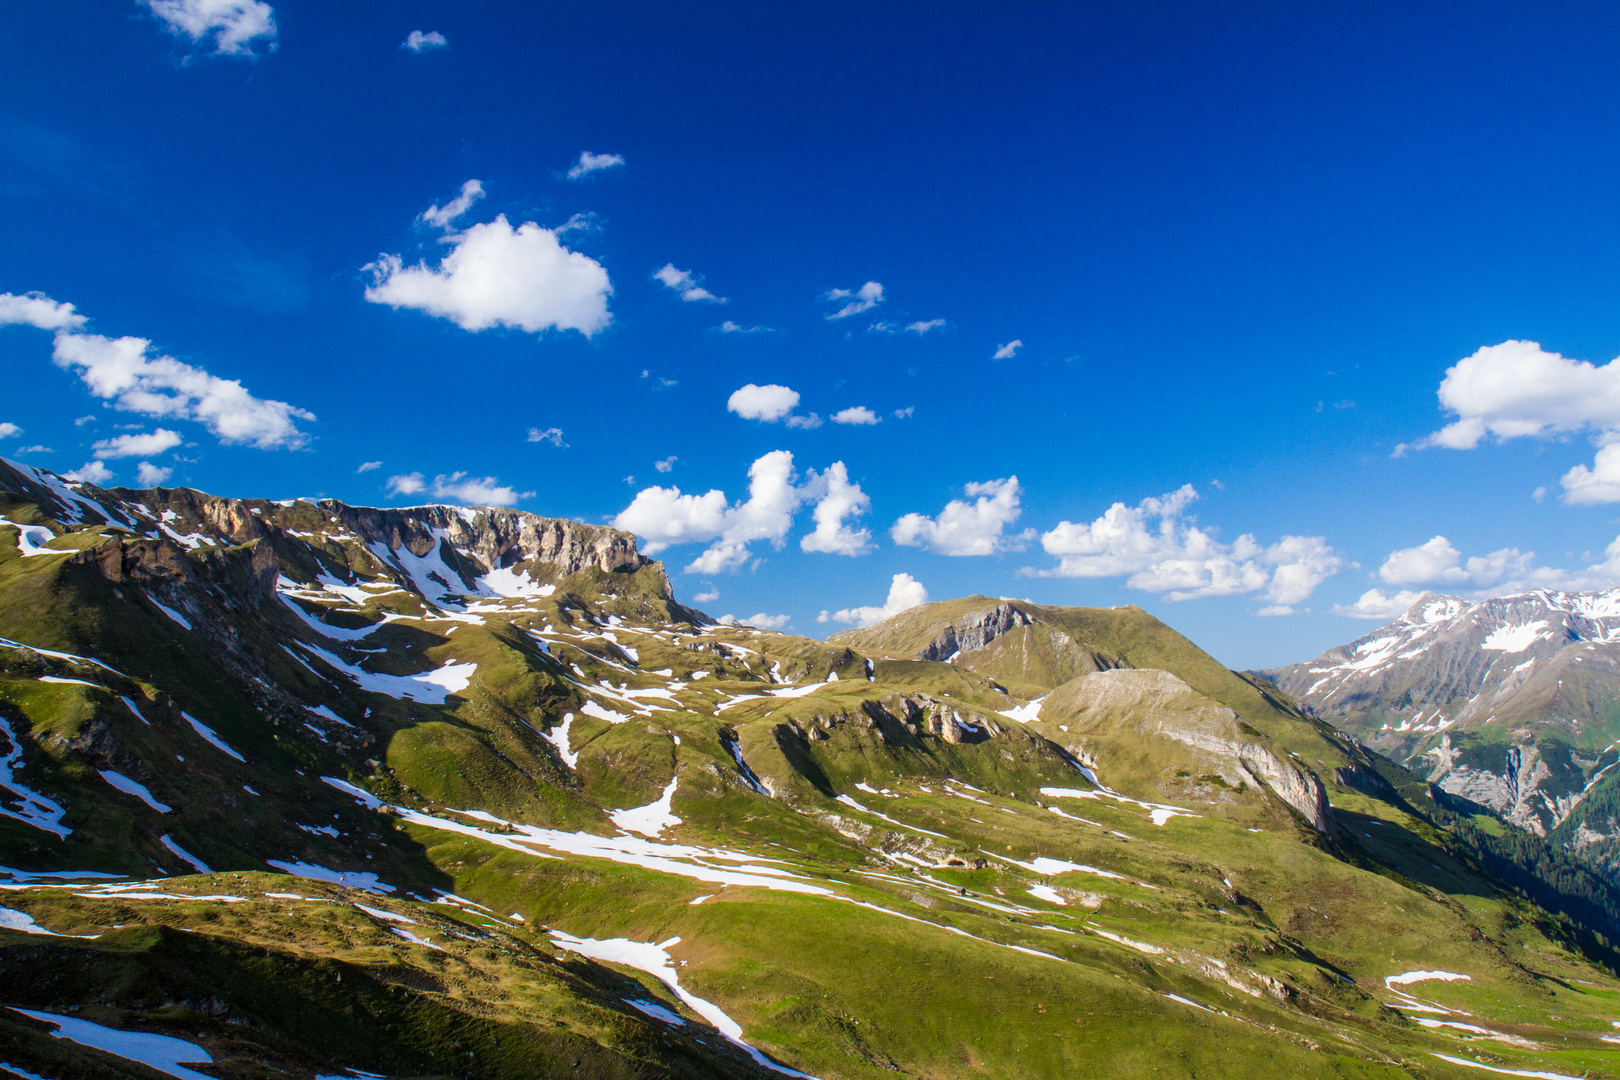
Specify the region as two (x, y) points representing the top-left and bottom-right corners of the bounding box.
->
(6, 458), (1620, 1079)
(1263, 590), (1620, 875)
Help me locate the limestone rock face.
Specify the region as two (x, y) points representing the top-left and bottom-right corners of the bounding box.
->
(916, 603), (1031, 661)
(327, 504), (649, 579)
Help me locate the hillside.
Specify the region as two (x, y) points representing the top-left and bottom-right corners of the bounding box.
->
(5, 459), (1620, 1078)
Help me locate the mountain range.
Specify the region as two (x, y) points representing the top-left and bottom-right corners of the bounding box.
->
(5, 457), (1620, 1079)
(1265, 589), (1620, 879)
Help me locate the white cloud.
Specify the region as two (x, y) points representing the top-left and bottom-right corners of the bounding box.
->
(894, 406), (914, 419)
(992, 340), (1023, 360)
(823, 572), (930, 628)
(1332, 588), (1427, 620)
(136, 462), (173, 486)
(831, 406), (880, 426)
(74, 416), (95, 427)
(50, 332), (314, 449)
(16, 445), (50, 454)
(614, 450), (811, 574)
(892, 477), (1031, 556)
(527, 426), (568, 447)
(1416, 340), (1620, 449)
(143, 0), (277, 57)
(567, 151), (625, 180)
(431, 472), (532, 506)
(691, 587), (719, 603)
(800, 462), (872, 555)
(1256, 605), (1295, 617)
(718, 613), (790, 629)
(0, 291), (86, 331)
(653, 264), (725, 303)
(1561, 443), (1620, 505)
(717, 320), (771, 334)
(386, 472), (425, 496)
(1031, 484), (1343, 605)
(785, 413), (823, 430)
(1377, 536), (1533, 587)
(824, 282), (883, 320)
(357, 460), (382, 473)
(92, 428), (182, 460)
(0, 423), (18, 439)
(655, 456), (677, 473)
(420, 179), (483, 230)
(1532, 485), (1548, 503)
(906, 319), (946, 335)
(403, 30), (447, 52)
(728, 383), (800, 422)
(64, 461), (113, 486)
(1405, 340), (1620, 503)
(364, 214), (612, 337)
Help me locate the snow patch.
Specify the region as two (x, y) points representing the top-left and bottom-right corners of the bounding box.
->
(98, 769), (170, 812)
(611, 778), (682, 837)
(12, 1008), (214, 1080)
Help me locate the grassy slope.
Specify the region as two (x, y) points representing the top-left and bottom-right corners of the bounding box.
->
(6, 491), (1620, 1077)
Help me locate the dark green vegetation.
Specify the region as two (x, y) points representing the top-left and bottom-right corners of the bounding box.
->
(4, 459), (1620, 1078)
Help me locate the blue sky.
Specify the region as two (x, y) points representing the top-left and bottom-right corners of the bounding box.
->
(5, 1), (1620, 668)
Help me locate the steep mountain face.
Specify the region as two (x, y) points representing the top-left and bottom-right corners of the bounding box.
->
(1264, 592), (1620, 859)
(6, 462), (1620, 1079)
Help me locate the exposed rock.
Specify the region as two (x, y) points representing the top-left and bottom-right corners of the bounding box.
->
(916, 603), (1031, 661)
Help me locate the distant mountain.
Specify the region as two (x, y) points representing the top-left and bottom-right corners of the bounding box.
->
(1263, 590), (1620, 870)
(6, 458), (1620, 1079)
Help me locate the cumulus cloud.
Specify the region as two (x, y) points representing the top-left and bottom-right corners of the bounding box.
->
(992, 340), (1023, 360)
(824, 282), (883, 320)
(357, 460), (382, 473)
(420, 179), (483, 230)
(1332, 588), (1427, 620)
(1401, 340), (1620, 504)
(1030, 484), (1343, 607)
(1561, 443), (1620, 505)
(1377, 536), (1533, 588)
(822, 573), (929, 627)
(892, 477), (1032, 556)
(655, 456), (677, 473)
(143, 0), (277, 57)
(717, 320), (772, 334)
(0, 291), (86, 331)
(653, 264), (725, 303)
(800, 462), (872, 555)
(831, 406), (880, 426)
(64, 461), (113, 486)
(403, 30), (447, 52)
(894, 407), (914, 419)
(50, 332), (313, 449)
(386, 472), (425, 496)
(906, 319), (946, 335)
(728, 383), (820, 428)
(92, 428), (182, 460)
(431, 472), (531, 506)
(614, 451), (865, 572)
(136, 462), (173, 486)
(0, 423), (18, 439)
(365, 212), (612, 337)
(567, 151), (625, 180)
(527, 426), (567, 447)
(691, 587), (719, 603)
(718, 613), (790, 629)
